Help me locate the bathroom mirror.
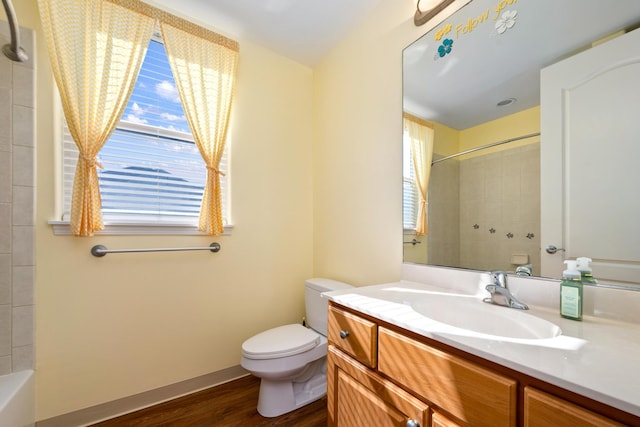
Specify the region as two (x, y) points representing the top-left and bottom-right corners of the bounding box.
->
(403, 0), (640, 284)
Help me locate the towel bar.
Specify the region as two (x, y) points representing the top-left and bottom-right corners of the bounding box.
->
(91, 243), (221, 257)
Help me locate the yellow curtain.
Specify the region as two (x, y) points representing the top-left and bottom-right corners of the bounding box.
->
(404, 114), (434, 235)
(160, 23), (239, 235)
(38, 0), (155, 236)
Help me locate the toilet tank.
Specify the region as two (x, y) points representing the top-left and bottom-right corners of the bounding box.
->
(305, 278), (353, 336)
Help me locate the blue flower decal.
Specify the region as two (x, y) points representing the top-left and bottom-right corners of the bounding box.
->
(437, 38), (454, 58)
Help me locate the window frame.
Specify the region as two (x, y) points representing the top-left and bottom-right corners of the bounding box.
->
(402, 128), (419, 233)
(50, 34), (233, 236)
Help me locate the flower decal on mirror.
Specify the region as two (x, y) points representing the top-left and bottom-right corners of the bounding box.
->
(437, 38), (454, 58)
(495, 10), (517, 34)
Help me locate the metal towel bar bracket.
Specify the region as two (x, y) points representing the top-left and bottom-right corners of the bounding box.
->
(91, 243), (221, 257)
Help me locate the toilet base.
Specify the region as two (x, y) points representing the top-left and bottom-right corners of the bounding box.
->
(257, 372), (327, 417)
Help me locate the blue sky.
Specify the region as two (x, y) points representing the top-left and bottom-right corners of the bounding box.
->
(121, 39), (191, 134)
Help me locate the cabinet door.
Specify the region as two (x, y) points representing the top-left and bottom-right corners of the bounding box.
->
(328, 345), (429, 427)
(378, 327), (516, 427)
(540, 27), (640, 282)
(524, 387), (623, 427)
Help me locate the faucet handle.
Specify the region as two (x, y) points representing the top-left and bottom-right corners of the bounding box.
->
(490, 271), (507, 287)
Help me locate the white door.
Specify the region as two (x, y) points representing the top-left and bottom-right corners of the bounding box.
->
(540, 28), (640, 284)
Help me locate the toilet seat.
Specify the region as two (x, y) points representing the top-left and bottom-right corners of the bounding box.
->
(242, 324), (321, 360)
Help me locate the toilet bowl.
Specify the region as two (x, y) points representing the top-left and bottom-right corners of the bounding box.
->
(240, 278), (352, 417)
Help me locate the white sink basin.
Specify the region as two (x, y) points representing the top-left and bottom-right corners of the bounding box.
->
(409, 293), (562, 340)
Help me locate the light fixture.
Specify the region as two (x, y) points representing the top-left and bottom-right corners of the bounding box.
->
(497, 98), (517, 107)
(414, 0), (457, 26)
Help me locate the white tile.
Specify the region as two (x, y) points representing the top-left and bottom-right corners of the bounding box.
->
(13, 266), (33, 306)
(0, 153), (11, 203)
(0, 135), (10, 152)
(12, 226), (33, 266)
(0, 254), (9, 304)
(0, 203), (10, 253)
(12, 186), (34, 226)
(12, 145), (34, 187)
(0, 53), (11, 90)
(12, 304), (33, 347)
(12, 105), (34, 147)
(12, 65), (34, 108)
(0, 88), (10, 138)
(12, 345), (33, 370)
(0, 304), (10, 355)
(0, 355), (10, 375)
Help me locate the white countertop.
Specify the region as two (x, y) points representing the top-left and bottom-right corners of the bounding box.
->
(324, 279), (640, 417)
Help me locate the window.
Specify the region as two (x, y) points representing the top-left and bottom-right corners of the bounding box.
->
(60, 35), (229, 232)
(403, 129), (419, 231)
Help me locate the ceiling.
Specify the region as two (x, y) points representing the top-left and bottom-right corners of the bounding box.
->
(144, 0), (384, 67)
(403, 0), (640, 130)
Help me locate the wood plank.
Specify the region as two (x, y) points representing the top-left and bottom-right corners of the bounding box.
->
(90, 375), (326, 427)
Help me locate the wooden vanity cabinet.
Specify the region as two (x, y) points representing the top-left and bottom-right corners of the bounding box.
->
(327, 304), (515, 427)
(327, 302), (636, 427)
(328, 345), (430, 427)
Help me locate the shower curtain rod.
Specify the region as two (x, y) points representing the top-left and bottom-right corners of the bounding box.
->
(431, 132), (540, 165)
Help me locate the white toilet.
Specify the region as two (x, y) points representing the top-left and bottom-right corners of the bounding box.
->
(240, 278), (353, 417)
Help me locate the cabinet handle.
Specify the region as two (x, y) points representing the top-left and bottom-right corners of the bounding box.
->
(406, 420), (420, 427)
(339, 330), (349, 339)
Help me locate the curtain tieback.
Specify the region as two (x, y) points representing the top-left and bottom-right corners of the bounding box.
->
(206, 165), (226, 177)
(82, 156), (103, 169)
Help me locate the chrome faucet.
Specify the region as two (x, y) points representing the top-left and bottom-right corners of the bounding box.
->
(483, 271), (529, 310)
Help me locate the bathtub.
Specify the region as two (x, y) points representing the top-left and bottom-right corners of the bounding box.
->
(0, 370), (35, 427)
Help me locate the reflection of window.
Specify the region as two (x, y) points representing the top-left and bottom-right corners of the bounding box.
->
(403, 129), (419, 230)
(62, 37), (228, 226)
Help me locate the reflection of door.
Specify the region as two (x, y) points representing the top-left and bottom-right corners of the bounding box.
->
(540, 28), (640, 284)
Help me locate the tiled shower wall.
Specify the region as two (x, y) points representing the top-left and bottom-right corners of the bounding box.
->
(0, 22), (35, 374)
(459, 143), (540, 274)
(426, 154), (460, 267)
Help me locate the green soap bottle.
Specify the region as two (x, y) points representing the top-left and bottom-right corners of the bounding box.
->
(576, 257), (597, 284)
(560, 260), (583, 321)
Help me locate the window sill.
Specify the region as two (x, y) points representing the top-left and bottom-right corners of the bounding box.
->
(49, 220), (234, 236)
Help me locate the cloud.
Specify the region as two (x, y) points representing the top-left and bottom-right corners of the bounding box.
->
(124, 114), (148, 125)
(160, 112), (186, 122)
(155, 80), (181, 103)
(131, 102), (145, 116)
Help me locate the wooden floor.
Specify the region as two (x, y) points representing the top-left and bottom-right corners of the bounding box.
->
(91, 375), (327, 427)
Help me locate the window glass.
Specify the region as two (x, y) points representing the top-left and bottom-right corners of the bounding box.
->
(62, 38), (229, 225)
(403, 129), (419, 230)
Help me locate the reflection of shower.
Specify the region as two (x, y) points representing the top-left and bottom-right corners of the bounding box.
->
(2, 0), (28, 62)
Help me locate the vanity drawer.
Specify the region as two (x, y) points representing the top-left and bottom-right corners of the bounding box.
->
(524, 387), (624, 427)
(378, 327), (517, 427)
(328, 305), (377, 368)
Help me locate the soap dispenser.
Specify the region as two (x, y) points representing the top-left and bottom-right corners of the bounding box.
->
(560, 260), (582, 321)
(576, 257), (597, 284)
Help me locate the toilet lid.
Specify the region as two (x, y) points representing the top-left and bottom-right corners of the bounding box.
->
(242, 324), (321, 360)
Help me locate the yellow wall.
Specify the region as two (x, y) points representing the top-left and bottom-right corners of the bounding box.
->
(8, 0), (472, 421)
(14, 1), (315, 420)
(458, 106), (540, 160)
(433, 121), (461, 157)
(312, 0), (445, 285)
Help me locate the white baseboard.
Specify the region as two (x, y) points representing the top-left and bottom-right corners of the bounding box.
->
(37, 365), (249, 427)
